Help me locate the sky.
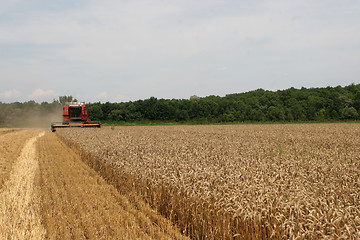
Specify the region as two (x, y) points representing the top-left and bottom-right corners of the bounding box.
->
(0, 0), (359, 103)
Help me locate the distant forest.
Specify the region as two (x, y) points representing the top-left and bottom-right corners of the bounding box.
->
(1, 84), (360, 127)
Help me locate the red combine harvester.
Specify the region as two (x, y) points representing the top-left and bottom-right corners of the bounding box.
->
(51, 102), (101, 132)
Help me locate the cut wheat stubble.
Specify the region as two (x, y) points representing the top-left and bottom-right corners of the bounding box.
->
(0, 131), (45, 240)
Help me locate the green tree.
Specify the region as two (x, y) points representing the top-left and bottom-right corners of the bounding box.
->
(108, 109), (126, 121)
(250, 109), (265, 121)
(58, 96), (78, 105)
(190, 95), (200, 101)
(219, 113), (236, 122)
(267, 106), (285, 121)
(315, 109), (326, 121)
(87, 104), (103, 121)
(342, 106), (358, 119)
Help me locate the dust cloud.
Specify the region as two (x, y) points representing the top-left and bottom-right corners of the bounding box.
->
(9, 109), (63, 129)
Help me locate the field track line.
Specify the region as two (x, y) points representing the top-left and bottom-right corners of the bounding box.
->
(0, 131), (45, 239)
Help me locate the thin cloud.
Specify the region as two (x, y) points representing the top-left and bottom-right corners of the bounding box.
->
(115, 94), (129, 102)
(0, 89), (21, 100)
(97, 91), (109, 99)
(216, 67), (228, 71)
(28, 89), (57, 101)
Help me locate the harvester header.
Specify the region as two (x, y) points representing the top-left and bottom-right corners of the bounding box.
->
(51, 102), (101, 132)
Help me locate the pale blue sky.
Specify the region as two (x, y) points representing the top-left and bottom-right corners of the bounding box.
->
(1, 0), (359, 103)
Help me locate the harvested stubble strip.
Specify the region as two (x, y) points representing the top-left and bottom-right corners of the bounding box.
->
(38, 132), (187, 240)
(0, 129), (45, 240)
(0, 129), (36, 187)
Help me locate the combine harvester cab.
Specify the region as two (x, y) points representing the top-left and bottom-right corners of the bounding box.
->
(51, 102), (101, 132)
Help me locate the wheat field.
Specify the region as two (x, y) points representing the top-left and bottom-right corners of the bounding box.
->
(57, 123), (360, 239)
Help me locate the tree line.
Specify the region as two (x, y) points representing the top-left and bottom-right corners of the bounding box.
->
(1, 84), (360, 127)
(86, 84), (360, 123)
